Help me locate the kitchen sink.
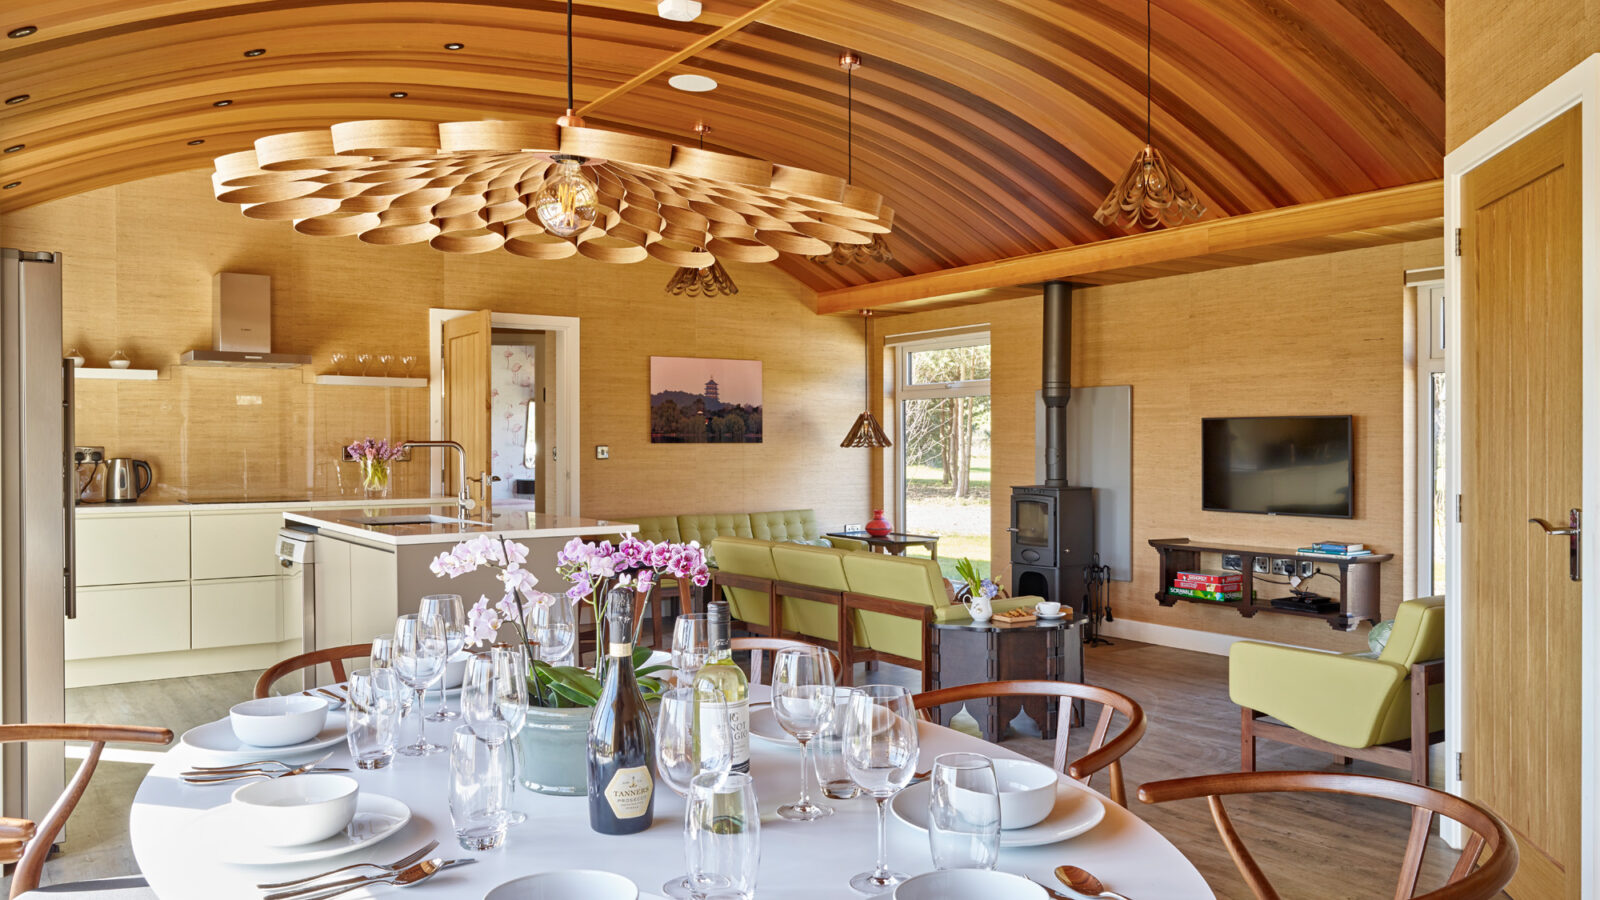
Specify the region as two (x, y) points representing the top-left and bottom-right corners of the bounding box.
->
(354, 514), (492, 528)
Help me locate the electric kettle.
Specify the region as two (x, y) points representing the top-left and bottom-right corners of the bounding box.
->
(105, 458), (153, 502)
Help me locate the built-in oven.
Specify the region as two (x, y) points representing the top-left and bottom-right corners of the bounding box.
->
(275, 526), (317, 688)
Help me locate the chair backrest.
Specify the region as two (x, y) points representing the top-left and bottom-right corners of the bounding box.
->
(912, 679), (1146, 807)
(1379, 595), (1446, 668)
(730, 636), (843, 687)
(678, 513), (754, 547)
(1137, 770), (1517, 900)
(0, 723), (173, 898)
(710, 537), (778, 626)
(626, 515), (683, 545)
(254, 643), (374, 698)
(841, 551), (949, 661)
(749, 509), (822, 543)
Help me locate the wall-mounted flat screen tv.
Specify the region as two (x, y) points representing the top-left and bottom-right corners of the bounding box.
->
(1201, 415), (1353, 518)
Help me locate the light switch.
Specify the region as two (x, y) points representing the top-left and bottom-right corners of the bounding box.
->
(595, 445), (609, 459)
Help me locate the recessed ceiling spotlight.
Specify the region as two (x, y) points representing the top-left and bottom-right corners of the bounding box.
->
(187, 139), (206, 146)
(657, 0), (702, 22)
(213, 99), (232, 107)
(668, 74), (717, 93)
(2, 182), (19, 190)
(243, 48), (266, 57)
(443, 42), (464, 50)
(7, 25), (37, 38)
(389, 91), (408, 98)
(3, 144), (22, 153)
(5, 94), (29, 105)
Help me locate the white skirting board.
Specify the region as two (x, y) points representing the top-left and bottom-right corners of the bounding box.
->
(1096, 618), (1330, 657)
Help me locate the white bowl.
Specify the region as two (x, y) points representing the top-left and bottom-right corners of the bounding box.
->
(229, 695), (328, 747)
(484, 870), (639, 900)
(894, 869), (1045, 900)
(994, 758), (1059, 829)
(230, 774), (359, 847)
(442, 649), (471, 689)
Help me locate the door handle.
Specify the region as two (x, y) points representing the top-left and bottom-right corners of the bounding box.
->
(1529, 508), (1581, 581)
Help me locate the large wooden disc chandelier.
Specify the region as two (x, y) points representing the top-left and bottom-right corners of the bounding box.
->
(210, 3), (891, 267)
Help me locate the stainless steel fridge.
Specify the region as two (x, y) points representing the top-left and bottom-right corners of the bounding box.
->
(1, 248), (69, 825)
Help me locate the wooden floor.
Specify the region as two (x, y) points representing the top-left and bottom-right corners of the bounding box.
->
(15, 642), (1495, 898)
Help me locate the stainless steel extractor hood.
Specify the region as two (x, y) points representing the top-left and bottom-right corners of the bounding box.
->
(181, 272), (310, 369)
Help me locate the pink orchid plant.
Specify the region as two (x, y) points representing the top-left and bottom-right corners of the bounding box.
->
(556, 535), (710, 641)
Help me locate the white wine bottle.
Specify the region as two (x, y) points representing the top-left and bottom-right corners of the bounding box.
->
(692, 601), (750, 774)
(587, 587), (655, 834)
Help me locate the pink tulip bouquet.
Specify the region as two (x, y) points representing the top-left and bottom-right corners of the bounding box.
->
(346, 437), (404, 492)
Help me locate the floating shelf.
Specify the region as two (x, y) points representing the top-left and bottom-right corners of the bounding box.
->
(74, 367), (158, 381)
(314, 375), (427, 388)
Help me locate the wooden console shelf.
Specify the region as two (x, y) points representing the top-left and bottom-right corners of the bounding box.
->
(1147, 538), (1392, 632)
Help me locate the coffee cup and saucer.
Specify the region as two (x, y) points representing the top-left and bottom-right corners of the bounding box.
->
(1034, 601), (1066, 620)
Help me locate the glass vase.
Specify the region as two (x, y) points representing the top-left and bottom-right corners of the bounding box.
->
(359, 458), (391, 499)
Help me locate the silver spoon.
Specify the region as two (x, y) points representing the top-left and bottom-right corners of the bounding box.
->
(265, 858), (475, 900)
(1057, 865), (1132, 900)
(255, 840), (439, 890)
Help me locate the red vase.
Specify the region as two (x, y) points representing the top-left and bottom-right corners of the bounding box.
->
(865, 509), (892, 537)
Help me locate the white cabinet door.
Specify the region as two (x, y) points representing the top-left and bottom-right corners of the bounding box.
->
(66, 582), (190, 660)
(280, 570), (305, 642)
(75, 513), (189, 586)
(313, 536), (353, 649)
(192, 578), (280, 649)
(191, 511), (290, 580)
(348, 542), (399, 647)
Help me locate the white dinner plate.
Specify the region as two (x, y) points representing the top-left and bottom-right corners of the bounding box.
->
(747, 708), (800, 748)
(192, 792), (411, 865)
(179, 713), (347, 762)
(890, 778), (1105, 846)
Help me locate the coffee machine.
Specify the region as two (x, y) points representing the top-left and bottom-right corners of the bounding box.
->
(73, 446), (106, 503)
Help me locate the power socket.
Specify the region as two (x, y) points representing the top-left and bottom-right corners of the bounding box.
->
(1271, 558), (1295, 576)
(1221, 554), (1242, 571)
(1252, 557), (1269, 574)
(1299, 560), (1315, 578)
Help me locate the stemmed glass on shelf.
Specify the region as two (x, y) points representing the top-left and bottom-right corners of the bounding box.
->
(462, 644), (530, 826)
(420, 594), (466, 721)
(670, 613), (710, 688)
(392, 613), (448, 756)
(843, 683), (919, 894)
(655, 686), (732, 899)
(772, 645), (836, 821)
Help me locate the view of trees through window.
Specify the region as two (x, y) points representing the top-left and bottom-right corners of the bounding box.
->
(900, 342), (991, 581)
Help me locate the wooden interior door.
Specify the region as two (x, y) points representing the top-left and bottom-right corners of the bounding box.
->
(442, 310), (492, 503)
(1460, 106), (1583, 899)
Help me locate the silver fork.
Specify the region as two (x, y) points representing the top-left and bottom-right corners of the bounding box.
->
(255, 840), (438, 890)
(182, 752), (343, 784)
(264, 858), (475, 900)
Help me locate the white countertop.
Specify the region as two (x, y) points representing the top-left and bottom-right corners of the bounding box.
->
(284, 504), (639, 546)
(74, 495), (442, 515)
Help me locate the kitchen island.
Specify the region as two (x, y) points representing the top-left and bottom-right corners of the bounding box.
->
(283, 505), (636, 651)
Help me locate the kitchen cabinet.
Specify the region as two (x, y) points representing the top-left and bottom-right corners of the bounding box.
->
(192, 577), (280, 649)
(66, 583), (190, 660)
(190, 511), (287, 580)
(313, 535), (398, 649)
(74, 513), (189, 586)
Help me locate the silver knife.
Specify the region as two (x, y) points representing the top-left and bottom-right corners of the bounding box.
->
(268, 859), (476, 900)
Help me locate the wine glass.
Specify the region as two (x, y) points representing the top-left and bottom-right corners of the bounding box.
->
(656, 686), (732, 899)
(330, 351), (347, 376)
(928, 752), (1001, 870)
(685, 771), (760, 900)
(400, 355), (417, 377)
(463, 644), (530, 825)
(392, 613), (447, 756)
(420, 594), (466, 722)
(356, 352), (372, 376)
(772, 646), (835, 821)
(524, 593), (575, 665)
(670, 613), (710, 688)
(843, 683), (918, 894)
(378, 353), (393, 377)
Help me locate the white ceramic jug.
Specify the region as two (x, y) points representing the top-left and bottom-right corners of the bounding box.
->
(963, 593), (993, 623)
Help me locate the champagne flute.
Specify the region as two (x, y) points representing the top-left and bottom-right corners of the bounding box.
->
(463, 645), (530, 825)
(772, 646), (835, 821)
(843, 684), (918, 894)
(928, 752), (1001, 870)
(421, 594), (466, 722)
(524, 592), (575, 665)
(656, 686), (732, 899)
(670, 613), (710, 688)
(392, 613), (447, 756)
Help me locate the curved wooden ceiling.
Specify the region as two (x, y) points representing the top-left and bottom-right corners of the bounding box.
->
(0, 0), (1443, 292)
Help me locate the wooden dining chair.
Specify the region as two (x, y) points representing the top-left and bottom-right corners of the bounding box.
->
(1137, 770), (1518, 899)
(0, 723), (173, 899)
(911, 680), (1146, 807)
(254, 643), (373, 698)
(730, 637), (843, 687)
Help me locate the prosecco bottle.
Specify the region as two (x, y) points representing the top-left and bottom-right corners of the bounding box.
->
(587, 586), (655, 834)
(692, 601), (750, 774)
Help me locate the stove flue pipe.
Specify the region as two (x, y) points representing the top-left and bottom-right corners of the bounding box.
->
(1042, 281), (1073, 486)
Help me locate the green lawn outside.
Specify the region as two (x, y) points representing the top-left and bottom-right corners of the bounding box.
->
(902, 455), (992, 584)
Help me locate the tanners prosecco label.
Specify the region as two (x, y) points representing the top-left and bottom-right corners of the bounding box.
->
(604, 765), (654, 819)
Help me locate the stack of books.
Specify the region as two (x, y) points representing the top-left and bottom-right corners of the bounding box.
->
(1296, 541), (1374, 558)
(1170, 569), (1244, 602)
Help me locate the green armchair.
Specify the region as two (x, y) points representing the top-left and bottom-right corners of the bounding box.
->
(1229, 595), (1445, 784)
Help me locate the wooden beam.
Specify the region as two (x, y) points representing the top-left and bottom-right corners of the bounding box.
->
(815, 180), (1444, 314)
(577, 0), (804, 117)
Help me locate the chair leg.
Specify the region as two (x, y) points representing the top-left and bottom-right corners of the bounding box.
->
(1333, 754), (1352, 766)
(1239, 707), (1256, 773)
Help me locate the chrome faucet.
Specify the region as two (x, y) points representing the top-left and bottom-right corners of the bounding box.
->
(400, 440), (473, 521)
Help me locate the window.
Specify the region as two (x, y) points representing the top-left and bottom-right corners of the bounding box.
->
(892, 333), (991, 581)
(1415, 283), (1447, 595)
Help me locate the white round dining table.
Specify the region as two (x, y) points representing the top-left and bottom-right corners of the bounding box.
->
(130, 686), (1214, 899)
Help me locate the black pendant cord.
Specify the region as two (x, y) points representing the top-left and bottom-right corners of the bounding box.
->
(566, 0), (575, 111)
(846, 65), (853, 185)
(1145, 0), (1152, 146)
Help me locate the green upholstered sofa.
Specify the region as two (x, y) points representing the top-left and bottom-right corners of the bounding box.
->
(626, 509), (868, 555)
(710, 536), (1038, 689)
(1229, 595), (1445, 784)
